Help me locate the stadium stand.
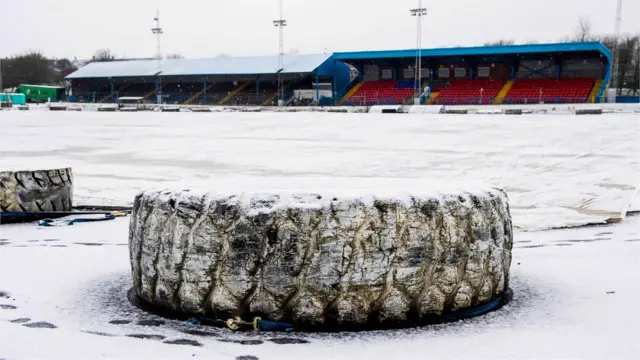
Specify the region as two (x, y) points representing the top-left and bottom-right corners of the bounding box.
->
(434, 79), (506, 105)
(505, 78), (595, 104)
(232, 81), (278, 106)
(346, 80), (416, 105)
(66, 42), (613, 105)
(67, 54), (350, 106)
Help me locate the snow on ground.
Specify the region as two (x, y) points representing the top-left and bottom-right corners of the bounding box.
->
(1, 111), (639, 359)
(0, 215), (638, 359)
(1, 111), (638, 230)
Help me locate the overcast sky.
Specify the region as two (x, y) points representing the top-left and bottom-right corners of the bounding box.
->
(2, 0), (639, 60)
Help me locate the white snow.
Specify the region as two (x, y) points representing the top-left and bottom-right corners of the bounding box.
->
(405, 102), (640, 115)
(0, 110), (639, 359)
(1, 111), (637, 231)
(140, 177), (505, 216)
(0, 215), (638, 359)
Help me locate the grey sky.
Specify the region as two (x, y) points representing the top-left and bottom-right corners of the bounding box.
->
(2, 0), (639, 59)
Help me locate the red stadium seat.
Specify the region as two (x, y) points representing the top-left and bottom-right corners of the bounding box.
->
(348, 80), (416, 105)
(505, 78), (595, 104)
(435, 79), (506, 105)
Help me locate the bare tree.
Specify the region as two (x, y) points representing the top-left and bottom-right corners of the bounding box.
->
(1, 50), (56, 88)
(573, 18), (596, 42)
(558, 35), (572, 43)
(91, 49), (116, 62)
(484, 39), (515, 46)
(166, 53), (184, 59)
(599, 34), (640, 94)
(51, 58), (76, 83)
(480, 17), (639, 96)
(634, 44), (640, 95)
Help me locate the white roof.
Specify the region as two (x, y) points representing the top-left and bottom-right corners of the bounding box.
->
(66, 54), (332, 79)
(67, 60), (161, 79)
(20, 84), (63, 89)
(118, 96), (144, 101)
(281, 54), (332, 74)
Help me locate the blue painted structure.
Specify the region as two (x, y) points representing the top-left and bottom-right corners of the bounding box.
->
(110, 78), (115, 103)
(334, 42), (612, 102)
(333, 42), (611, 61)
(616, 96), (640, 103)
(314, 58), (351, 103)
(67, 42), (613, 104)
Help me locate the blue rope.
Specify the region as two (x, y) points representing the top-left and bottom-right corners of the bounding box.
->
(182, 296), (503, 332)
(442, 297), (502, 321)
(1, 211), (121, 218)
(38, 214), (117, 227)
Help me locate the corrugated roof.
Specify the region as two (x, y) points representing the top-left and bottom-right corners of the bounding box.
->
(66, 59), (161, 79)
(160, 56), (277, 76)
(334, 42), (612, 63)
(67, 54), (332, 79)
(281, 54), (332, 74)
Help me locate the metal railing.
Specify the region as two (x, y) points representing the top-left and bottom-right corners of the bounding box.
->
(343, 96), (410, 106)
(498, 96), (590, 105)
(67, 92), (595, 107)
(68, 91), (280, 106)
(344, 96), (591, 106)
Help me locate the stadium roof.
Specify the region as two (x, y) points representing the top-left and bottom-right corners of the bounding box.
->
(66, 54), (333, 79)
(333, 42), (612, 63)
(67, 42), (612, 80)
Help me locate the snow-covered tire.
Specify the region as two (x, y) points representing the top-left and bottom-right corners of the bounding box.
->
(129, 187), (513, 330)
(0, 168), (73, 213)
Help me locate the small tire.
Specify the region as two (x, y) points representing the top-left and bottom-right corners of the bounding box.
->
(0, 168), (73, 213)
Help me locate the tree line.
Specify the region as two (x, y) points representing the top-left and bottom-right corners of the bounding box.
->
(1, 51), (73, 90)
(0, 48), (181, 90)
(485, 19), (639, 95)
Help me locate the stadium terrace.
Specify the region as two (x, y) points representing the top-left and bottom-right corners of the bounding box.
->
(66, 42), (612, 106)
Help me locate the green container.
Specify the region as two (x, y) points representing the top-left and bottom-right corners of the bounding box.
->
(0, 93), (7, 102)
(18, 85), (64, 102)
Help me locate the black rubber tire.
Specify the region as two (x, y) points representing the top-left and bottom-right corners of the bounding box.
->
(130, 188), (513, 330)
(0, 168), (73, 213)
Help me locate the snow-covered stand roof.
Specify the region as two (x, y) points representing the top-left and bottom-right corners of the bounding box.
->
(279, 54), (333, 74)
(333, 42), (612, 63)
(67, 42), (612, 80)
(66, 54), (333, 79)
(66, 59), (161, 79)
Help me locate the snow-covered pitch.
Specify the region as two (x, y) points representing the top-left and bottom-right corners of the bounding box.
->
(0, 111), (639, 359)
(1, 111), (637, 230)
(1, 212), (638, 359)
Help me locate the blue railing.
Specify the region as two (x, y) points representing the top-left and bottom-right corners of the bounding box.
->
(395, 80), (415, 89)
(616, 96), (640, 103)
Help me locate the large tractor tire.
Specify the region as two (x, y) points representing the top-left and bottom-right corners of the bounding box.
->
(129, 186), (513, 330)
(0, 168), (73, 213)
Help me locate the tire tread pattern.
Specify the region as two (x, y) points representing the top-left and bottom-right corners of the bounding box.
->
(0, 168), (73, 214)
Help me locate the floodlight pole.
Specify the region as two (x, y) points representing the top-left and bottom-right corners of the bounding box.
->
(152, 10), (164, 104)
(611, 0), (622, 94)
(273, 0), (287, 106)
(410, 1), (427, 100)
